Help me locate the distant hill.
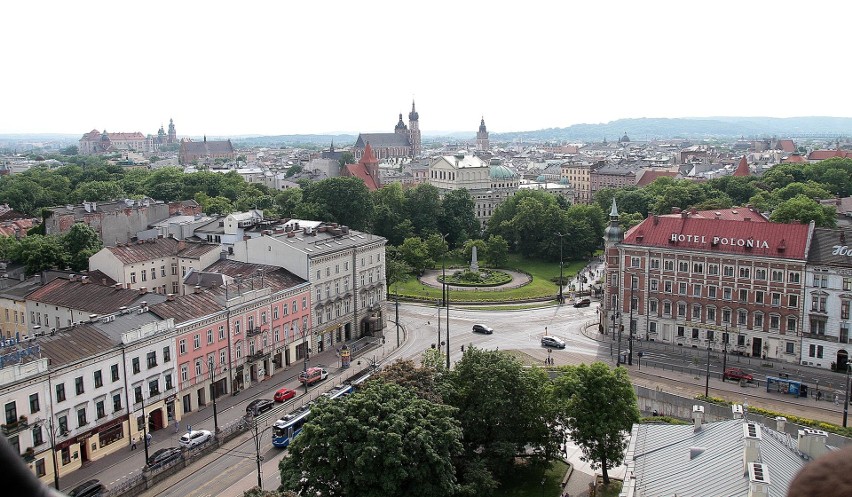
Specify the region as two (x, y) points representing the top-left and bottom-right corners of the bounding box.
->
(490, 116), (852, 142)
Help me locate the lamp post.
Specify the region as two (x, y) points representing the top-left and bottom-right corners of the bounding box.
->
(704, 345), (712, 398)
(302, 327), (310, 395)
(844, 362), (852, 428)
(721, 325), (728, 381)
(628, 281), (635, 366)
(441, 233), (450, 370)
(555, 232), (566, 304)
(616, 313), (623, 366)
(141, 402), (150, 463)
(208, 359), (219, 434)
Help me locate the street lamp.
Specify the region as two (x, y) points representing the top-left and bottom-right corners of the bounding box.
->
(721, 325), (728, 382)
(628, 280), (635, 366)
(844, 362), (852, 428)
(301, 327), (311, 395)
(440, 233), (450, 370)
(704, 345), (712, 398)
(208, 359), (219, 434)
(141, 401), (150, 463)
(555, 232), (566, 304)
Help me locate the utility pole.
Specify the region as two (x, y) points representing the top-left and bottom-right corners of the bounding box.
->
(721, 325), (728, 382)
(252, 414), (263, 489)
(302, 328), (310, 395)
(555, 232), (566, 304)
(628, 281), (634, 366)
(395, 291), (400, 347)
(141, 402), (150, 463)
(704, 345), (712, 398)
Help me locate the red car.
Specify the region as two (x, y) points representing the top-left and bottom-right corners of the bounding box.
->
(724, 368), (753, 382)
(274, 388), (296, 402)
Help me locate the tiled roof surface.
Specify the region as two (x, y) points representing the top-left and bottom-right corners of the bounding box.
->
(355, 133), (410, 148)
(27, 278), (150, 314)
(808, 149), (852, 161)
(180, 139), (234, 155)
(660, 207), (768, 222)
(807, 227), (852, 264)
(344, 163), (380, 191)
(105, 238), (220, 264)
(623, 216), (811, 259)
(204, 259), (306, 292)
(636, 169), (678, 186)
(733, 156), (751, 176)
(34, 324), (116, 367)
(149, 292), (224, 324)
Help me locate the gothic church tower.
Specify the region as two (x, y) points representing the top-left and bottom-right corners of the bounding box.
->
(408, 100), (421, 157)
(476, 116), (490, 151)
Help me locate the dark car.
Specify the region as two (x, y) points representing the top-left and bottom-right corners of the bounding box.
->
(147, 447), (182, 468)
(573, 298), (591, 308)
(68, 479), (105, 497)
(246, 398), (275, 416)
(472, 324), (494, 334)
(724, 367), (753, 382)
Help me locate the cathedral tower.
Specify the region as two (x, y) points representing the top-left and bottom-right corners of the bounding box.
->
(408, 100), (421, 157)
(476, 116), (490, 151)
(167, 118), (177, 144)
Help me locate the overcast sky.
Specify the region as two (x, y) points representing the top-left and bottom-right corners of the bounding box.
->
(4, 1), (849, 137)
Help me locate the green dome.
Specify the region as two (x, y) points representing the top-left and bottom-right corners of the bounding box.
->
(536, 174), (547, 182)
(490, 164), (517, 180)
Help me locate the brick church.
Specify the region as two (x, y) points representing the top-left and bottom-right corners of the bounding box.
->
(353, 101), (421, 160)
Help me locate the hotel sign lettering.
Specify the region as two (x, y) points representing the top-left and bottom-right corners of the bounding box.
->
(833, 245), (852, 256)
(670, 233), (770, 249)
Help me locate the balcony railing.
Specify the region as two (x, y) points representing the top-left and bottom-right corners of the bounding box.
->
(247, 327), (262, 337)
(1, 417), (28, 435)
(246, 351), (266, 363)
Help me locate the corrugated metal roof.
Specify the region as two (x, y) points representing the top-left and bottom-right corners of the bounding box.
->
(630, 419), (806, 497)
(204, 259), (307, 292)
(149, 293), (224, 324)
(807, 227), (852, 265)
(36, 324), (116, 367)
(104, 238), (220, 265)
(26, 279), (155, 315)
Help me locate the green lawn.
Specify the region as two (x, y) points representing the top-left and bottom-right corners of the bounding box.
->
(493, 459), (569, 497)
(394, 254), (591, 303)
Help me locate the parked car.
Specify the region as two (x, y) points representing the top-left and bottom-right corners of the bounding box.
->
(179, 429), (213, 449)
(298, 367), (329, 385)
(147, 447), (183, 468)
(245, 398), (275, 416)
(472, 324), (494, 334)
(573, 298), (591, 308)
(274, 388), (297, 402)
(541, 336), (566, 349)
(724, 368), (753, 382)
(68, 479), (105, 497)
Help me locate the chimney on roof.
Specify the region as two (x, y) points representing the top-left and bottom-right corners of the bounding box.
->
(653, 215), (659, 225)
(101, 278), (107, 285)
(671, 207), (681, 214)
(139, 287), (147, 295)
(81, 276), (89, 284)
(194, 285), (202, 294)
(743, 422), (762, 471)
(177, 240), (186, 251)
(775, 416), (787, 433)
(692, 405), (704, 432)
(731, 404), (744, 419)
(798, 428), (829, 460)
(166, 293), (175, 302)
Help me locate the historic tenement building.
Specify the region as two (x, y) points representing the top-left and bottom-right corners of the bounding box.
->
(802, 227), (852, 369)
(602, 205), (812, 363)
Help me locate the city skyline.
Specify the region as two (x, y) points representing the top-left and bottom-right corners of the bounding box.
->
(4, 1), (851, 137)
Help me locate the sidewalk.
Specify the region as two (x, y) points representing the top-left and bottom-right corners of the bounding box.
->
(59, 335), (392, 492)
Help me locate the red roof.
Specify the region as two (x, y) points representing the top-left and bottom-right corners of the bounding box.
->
(732, 156), (750, 177)
(782, 154), (806, 163)
(623, 216), (811, 259)
(660, 208), (768, 222)
(807, 149), (852, 161)
(361, 142), (378, 165)
(777, 139), (796, 153)
(636, 169), (678, 186)
(344, 163), (380, 191)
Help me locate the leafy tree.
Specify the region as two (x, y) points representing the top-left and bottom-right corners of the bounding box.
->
(371, 359), (444, 403)
(63, 224), (102, 271)
(242, 487), (297, 497)
(0, 236), (20, 260)
(71, 180), (126, 203)
(337, 152), (355, 170)
(385, 248), (413, 292)
(301, 177), (373, 230)
(60, 145), (78, 155)
(279, 381), (462, 497)
(12, 235), (67, 275)
(484, 234), (509, 268)
(487, 189), (565, 258)
(769, 194), (836, 228)
(619, 212), (645, 232)
(554, 362), (639, 484)
(371, 183), (408, 245)
(438, 189), (480, 248)
(443, 347), (559, 491)
(461, 239), (486, 265)
(274, 188), (303, 218)
(399, 237), (433, 275)
(405, 183), (442, 236)
(424, 233), (450, 265)
(775, 181), (832, 202)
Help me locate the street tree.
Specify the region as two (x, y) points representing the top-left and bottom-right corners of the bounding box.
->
(554, 362), (640, 484)
(399, 237), (433, 275)
(63, 224), (103, 271)
(279, 381), (462, 497)
(371, 183), (408, 245)
(371, 359), (444, 403)
(443, 347), (560, 490)
(301, 177), (373, 230)
(71, 180), (126, 203)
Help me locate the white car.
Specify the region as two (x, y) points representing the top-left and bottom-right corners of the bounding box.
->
(179, 429), (213, 449)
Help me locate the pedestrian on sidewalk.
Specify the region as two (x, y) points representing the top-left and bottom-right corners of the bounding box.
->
(131, 437), (137, 450)
(174, 420), (179, 433)
(146, 432), (152, 446)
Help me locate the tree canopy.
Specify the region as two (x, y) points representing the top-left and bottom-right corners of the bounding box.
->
(554, 362), (640, 484)
(279, 381), (462, 497)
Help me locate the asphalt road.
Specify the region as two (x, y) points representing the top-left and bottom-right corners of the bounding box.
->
(70, 301), (852, 496)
